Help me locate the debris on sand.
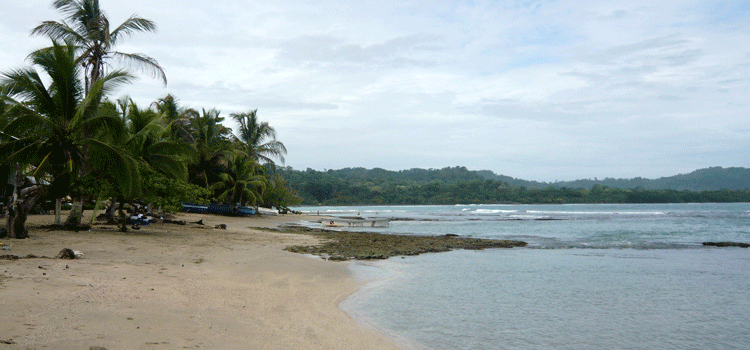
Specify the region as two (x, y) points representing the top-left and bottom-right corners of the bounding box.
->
(55, 248), (83, 259)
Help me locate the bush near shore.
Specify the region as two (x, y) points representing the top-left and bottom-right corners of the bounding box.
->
(275, 226), (527, 260)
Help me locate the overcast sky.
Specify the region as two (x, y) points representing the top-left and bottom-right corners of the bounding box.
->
(2, 1), (749, 181)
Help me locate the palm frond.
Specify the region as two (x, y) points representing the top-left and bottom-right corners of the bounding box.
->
(144, 152), (189, 181)
(78, 69), (135, 121)
(86, 138), (141, 197)
(52, 0), (84, 17)
(112, 51), (166, 86)
(80, 113), (126, 142)
(0, 137), (42, 167)
(110, 16), (157, 43)
(30, 21), (86, 45)
(1, 64), (57, 106)
(1, 103), (50, 137)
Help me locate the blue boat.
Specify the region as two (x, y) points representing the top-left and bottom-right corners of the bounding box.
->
(236, 206), (257, 215)
(181, 203), (208, 213)
(182, 203), (256, 216)
(208, 203), (233, 214)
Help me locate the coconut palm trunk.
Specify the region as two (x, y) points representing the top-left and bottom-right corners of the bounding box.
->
(64, 199), (84, 226)
(4, 164), (45, 239)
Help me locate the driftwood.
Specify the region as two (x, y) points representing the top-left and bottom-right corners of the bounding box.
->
(164, 219), (186, 225)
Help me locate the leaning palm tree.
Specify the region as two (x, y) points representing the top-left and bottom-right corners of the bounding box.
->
(0, 41), (138, 235)
(31, 0), (166, 93)
(231, 109), (287, 167)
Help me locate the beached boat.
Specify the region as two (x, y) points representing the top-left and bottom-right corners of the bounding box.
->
(182, 203), (256, 216)
(181, 203), (208, 213)
(321, 217), (390, 228)
(235, 206), (256, 215)
(258, 207), (279, 216)
(208, 203), (233, 214)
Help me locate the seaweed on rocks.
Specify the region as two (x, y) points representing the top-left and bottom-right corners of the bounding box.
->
(275, 226), (527, 260)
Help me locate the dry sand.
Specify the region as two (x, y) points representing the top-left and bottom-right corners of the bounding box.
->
(0, 213), (404, 350)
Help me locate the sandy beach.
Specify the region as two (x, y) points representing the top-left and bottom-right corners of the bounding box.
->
(0, 213), (404, 350)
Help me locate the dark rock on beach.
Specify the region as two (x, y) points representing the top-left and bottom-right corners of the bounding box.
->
(702, 241), (750, 248)
(55, 248), (77, 259)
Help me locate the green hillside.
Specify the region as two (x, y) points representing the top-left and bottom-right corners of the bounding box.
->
(279, 166), (750, 205)
(548, 167), (750, 191)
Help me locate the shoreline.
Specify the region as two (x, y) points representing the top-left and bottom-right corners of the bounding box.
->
(0, 213), (405, 349)
(341, 259), (433, 350)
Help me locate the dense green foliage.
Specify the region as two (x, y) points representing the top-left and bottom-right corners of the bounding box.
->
(1, 0), (298, 231)
(280, 167), (750, 205)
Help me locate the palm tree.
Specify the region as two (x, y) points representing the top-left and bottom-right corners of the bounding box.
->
(31, 0), (166, 224)
(31, 0), (166, 93)
(97, 97), (193, 230)
(0, 41), (138, 235)
(152, 94), (198, 143)
(188, 108), (235, 189)
(210, 155), (267, 210)
(231, 109), (287, 167)
(114, 97), (192, 181)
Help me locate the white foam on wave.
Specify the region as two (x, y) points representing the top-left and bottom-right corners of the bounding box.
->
(526, 210), (666, 215)
(473, 209), (518, 214)
(508, 214), (547, 220)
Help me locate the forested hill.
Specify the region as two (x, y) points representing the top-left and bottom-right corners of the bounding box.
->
(278, 166), (750, 205)
(472, 166), (750, 191)
(544, 167), (750, 191)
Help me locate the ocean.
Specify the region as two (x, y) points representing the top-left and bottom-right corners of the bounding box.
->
(294, 203), (750, 349)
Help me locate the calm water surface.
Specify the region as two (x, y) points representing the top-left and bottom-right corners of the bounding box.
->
(295, 204), (750, 349)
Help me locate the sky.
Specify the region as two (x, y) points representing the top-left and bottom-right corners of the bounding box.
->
(1, 0), (749, 182)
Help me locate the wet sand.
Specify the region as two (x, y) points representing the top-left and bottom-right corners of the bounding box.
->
(0, 213), (404, 349)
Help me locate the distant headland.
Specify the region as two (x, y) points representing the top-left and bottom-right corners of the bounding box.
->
(277, 166), (750, 205)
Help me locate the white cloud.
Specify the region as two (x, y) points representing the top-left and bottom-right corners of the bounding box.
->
(2, 0), (750, 181)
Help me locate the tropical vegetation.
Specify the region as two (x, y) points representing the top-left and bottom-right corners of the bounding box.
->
(4, 1), (748, 238)
(1, 0), (297, 238)
(279, 166), (750, 205)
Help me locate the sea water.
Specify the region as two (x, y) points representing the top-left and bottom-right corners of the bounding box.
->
(295, 204), (750, 349)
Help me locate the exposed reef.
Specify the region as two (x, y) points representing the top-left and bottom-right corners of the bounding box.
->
(272, 225), (527, 260)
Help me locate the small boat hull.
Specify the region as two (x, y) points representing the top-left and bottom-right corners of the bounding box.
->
(322, 218), (390, 228)
(182, 203), (256, 216)
(181, 203), (208, 213)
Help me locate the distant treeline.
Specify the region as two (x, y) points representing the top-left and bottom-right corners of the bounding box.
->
(278, 166), (750, 205)
(480, 166), (750, 191)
